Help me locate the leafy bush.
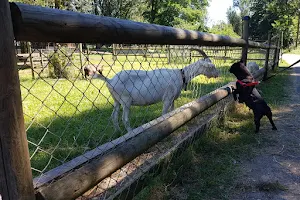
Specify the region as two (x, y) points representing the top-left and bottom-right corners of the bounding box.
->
(48, 47), (76, 79)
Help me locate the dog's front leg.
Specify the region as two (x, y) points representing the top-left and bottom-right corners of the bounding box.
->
(254, 113), (263, 133)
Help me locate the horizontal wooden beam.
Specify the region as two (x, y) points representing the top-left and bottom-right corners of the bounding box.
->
(35, 83), (234, 200)
(10, 3), (274, 49)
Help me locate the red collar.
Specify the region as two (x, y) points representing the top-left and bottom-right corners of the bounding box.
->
(237, 80), (259, 87)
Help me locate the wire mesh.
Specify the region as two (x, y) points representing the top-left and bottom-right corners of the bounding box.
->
(16, 41), (272, 198)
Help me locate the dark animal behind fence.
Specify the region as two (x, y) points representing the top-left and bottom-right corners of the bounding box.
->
(232, 81), (277, 133)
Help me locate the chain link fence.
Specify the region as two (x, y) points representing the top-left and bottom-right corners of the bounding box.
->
(15, 41), (274, 199)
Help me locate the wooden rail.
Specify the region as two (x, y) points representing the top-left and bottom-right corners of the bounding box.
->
(35, 84), (234, 200)
(10, 3), (276, 49)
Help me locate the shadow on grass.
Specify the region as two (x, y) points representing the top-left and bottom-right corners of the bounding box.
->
(133, 69), (293, 200)
(27, 79), (232, 177)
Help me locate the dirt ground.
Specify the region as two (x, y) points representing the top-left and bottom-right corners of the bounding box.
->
(230, 55), (300, 200)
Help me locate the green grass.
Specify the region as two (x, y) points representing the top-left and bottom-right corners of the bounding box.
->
(283, 46), (300, 54)
(279, 60), (290, 68)
(20, 53), (237, 176)
(133, 69), (291, 200)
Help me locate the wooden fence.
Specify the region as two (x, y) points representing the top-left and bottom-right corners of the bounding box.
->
(0, 1), (280, 200)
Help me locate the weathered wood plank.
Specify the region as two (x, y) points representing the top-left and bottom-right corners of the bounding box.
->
(0, 0), (35, 199)
(35, 83), (234, 200)
(33, 91), (217, 188)
(10, 3), (275, 49)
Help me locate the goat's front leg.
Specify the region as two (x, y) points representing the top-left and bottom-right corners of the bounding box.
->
(170, 101), (174, 112)
(162, 99), (173, 115)
(111, 101), (121, 131)
(162, 88), (176, 115)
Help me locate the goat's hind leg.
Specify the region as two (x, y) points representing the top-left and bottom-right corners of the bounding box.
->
(112, 101), (121, 132)
(120, 98), (132, 132)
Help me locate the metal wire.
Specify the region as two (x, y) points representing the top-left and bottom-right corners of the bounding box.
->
(16, 42), (275, 198)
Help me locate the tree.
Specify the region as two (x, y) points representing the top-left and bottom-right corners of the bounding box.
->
(226, 7), (242, 36)
(248, 0), (300, 47)
(209, 22), (240, 38)
(143, 0), (209, 31)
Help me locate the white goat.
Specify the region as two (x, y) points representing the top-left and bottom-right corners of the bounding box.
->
(246, 62), (260, 75)
(84, 50), (219, 132)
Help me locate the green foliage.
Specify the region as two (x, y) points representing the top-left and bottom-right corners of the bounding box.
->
(209, 22), (240, 38)
(142, 0), (209, 31)
(48, 47), (76, 79)
(227, 7), (242, 36)
(250, 0), (300, 47)
(227, 0), (252, 37)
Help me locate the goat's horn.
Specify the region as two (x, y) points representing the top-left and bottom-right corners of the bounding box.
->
(190, 48), (209, 59)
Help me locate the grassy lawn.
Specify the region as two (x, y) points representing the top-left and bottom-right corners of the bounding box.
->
(133, 67), (291, 200)
(20, 51), (242, 176)
(279, 59), (290, 68)
(283, 46), (300, 54)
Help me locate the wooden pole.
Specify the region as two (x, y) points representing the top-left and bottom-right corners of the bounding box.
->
(241, 16), (250, 64)
(9, 3), (274, 49)
(35, 84), (234, 200)
(28, 42), (35, 79)
(263, 33), (271, 80)
(0, 0), (35, 199)
(78, 43), (84, 78)
(40, 48), (44, 69)
(272, 37), (280, 70)
(296, 13), (300, 48)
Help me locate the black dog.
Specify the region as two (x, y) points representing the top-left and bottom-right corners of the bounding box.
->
(229, 60), (277, 133)
(232, 81), (277, 133)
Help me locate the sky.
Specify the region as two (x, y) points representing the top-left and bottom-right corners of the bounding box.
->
(206, 0), (234, 27)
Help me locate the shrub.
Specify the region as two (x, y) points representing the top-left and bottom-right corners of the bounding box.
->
(48, 47), (76, 79)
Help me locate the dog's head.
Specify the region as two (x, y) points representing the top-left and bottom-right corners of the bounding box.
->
(229, 60), (252, 80)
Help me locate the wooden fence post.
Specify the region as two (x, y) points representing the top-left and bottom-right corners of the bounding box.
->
(28, 42), (35, 79)
(263, 33), (271, 80)
(78, 43), (84, 78)
(40, 48), (44, 69)
(0, 0), (35, 199)
(167, 45), (171, 63)
(272, 37), (280, 70)
(242, 16), (250, 64)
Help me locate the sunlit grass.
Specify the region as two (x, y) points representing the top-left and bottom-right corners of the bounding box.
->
(134, 69), (291, 200)
(19, 53), (237, 176)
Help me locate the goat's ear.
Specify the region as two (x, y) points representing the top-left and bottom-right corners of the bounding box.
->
(204, 57), (212, 63)
(97, 65), (104, 72)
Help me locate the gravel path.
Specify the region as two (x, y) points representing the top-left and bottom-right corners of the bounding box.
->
(230, 54), (300, 200)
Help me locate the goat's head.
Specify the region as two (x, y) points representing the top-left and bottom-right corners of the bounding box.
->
(189, 48), (218, 78)
(84, 65), (103, 79)
(194, 59), (219, 78)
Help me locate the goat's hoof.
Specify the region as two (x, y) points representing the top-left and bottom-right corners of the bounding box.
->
(255, 130), (259, 133)
(272, 127), (278, 131)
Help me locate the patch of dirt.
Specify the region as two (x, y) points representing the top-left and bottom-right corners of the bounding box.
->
(230, 66), (300, 200)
